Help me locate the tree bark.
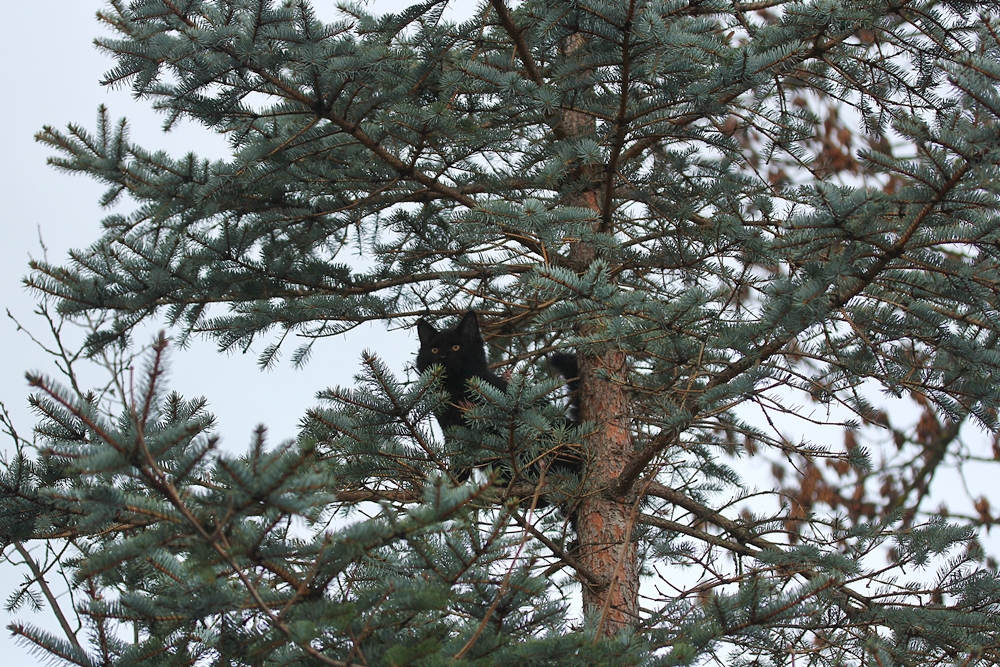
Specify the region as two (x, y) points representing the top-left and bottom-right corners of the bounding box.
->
(559, 32), (640, 637)
(575, 348), (639, 635)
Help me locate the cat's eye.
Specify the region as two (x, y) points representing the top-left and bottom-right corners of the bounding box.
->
(452, 344), (460, 351)
(430, 347), (439, 354)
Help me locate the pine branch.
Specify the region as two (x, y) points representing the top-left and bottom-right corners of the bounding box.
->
(11, 542), (82, 654)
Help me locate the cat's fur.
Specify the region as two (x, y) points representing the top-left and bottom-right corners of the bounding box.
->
(415, 310), (581, 485)
(547, 352), (580, 425)
(416, 310), (509, 433)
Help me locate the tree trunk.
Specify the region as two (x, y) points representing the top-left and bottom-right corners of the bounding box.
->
(560, 33), (639, 637)
(576, 348), (639, 635)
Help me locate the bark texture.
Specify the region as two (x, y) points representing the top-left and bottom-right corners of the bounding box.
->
(560, 31), (640, 637)
(576, 349), (639, 635)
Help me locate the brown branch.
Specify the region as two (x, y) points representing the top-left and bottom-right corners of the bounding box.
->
(599, 0), (638, 233)
(636, 513), (757, 557)
(829, 161), (971, 312)
(644, 483), (770, 550)
(886, 419), (962, 518)
(330, 488), (422, 504)
(488, 0), (543, 87)
(640, 483), (873, 611)
(13, 542), (83, 654)
(8, 623), (91, 667)
(507, 509), (606, 587)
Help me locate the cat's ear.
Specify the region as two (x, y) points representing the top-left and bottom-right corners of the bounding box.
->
(417, 319), (437, 346)
(456, 310), (481, 341)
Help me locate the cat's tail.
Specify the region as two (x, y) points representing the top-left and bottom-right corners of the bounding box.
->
(547, 352), (580, 425)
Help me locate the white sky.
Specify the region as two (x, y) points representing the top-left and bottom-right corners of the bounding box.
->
(1, 3), (999, 666)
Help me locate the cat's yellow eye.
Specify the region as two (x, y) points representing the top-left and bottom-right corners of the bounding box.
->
(430, 347), (439, 354)
(452, 344), (460, 351)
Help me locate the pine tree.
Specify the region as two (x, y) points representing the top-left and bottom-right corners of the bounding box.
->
(7, 0), (1000, 664)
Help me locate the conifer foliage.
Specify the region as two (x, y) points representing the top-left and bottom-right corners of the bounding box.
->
(8, 0), (1000, 664)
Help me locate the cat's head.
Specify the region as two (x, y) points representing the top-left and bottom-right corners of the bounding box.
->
(416, 310), (486, 374)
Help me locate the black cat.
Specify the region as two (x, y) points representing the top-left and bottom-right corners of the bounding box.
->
(415, 310), (581, 486)
(416, 310), (509, 433)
